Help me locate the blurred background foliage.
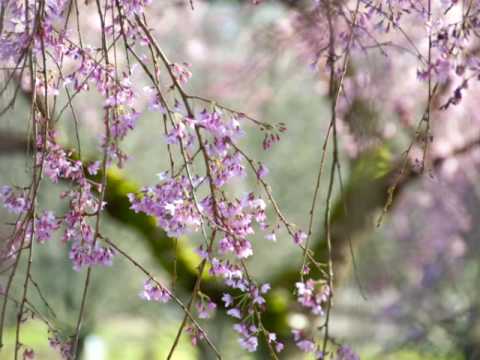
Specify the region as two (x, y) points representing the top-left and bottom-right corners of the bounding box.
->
(1, 0), (480, 359)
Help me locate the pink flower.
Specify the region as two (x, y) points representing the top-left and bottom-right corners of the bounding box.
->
(256, 163), (269, 179)
(275, 342), (284, 352)
(336, 345), (359, 360)
(222, 293), (234, 307)
(170, 62), (192, 85)
(92, 246), (115, 267)
(295, 280), (330, 315)
(23, 348), (35, 359)
(239, 336), (258, 352)
(233, 323), (248, 336)
(297, 339), (315, 352)
(128, 176), (202, 237)
(260, 283), (271, 294)
(87, 161), (101, 176)
(69, 242), (92, 271)
(234, 239), (253, 259)
(251, 287), (265, 305)
(292, 330), (318, 354)
(186, 325), (205, 346)
(293, 230), (307, 245)
(49, 333), (73, 359)
(140, 279), (171, 303)
(0, 186), (29, 214)
(264, 332), (274, 342)
(227, 308), (242, 319)
(69, 243), (115, 271)
(265, 232), (277, 242)
(40, 137), (83, 183)
(36, 211), (60, 244)
(196, 300), (217, 319)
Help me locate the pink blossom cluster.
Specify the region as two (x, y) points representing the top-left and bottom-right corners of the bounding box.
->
(170, 62), (193, 85)
(292, 330), (321, 357)
(291, 328), (360, 359)
(290, 0), (480, 152)
(0, 186), (32, 258)
(48, 332), (73, 360)
(0, 189), (61, 255)
(140, 279), (171, 303)
(221, 280), (284, 353)
(0, 130), (116, 271)
(186, 325), (206, 346)
(22, 348), (35, 360)
(39, 131), (83, 183)
(0, 0), (146, 273)
(336, 345), (360, 360)
(127, 98), (297, 352)
(63, 46), (139, 165)
(195, 296), (217, 319)
(128, 175), (203, 237)
(115, 0), (152, 17)
(0, 0), (67, 64)
(38, 131), (115, 270)
(69, 242), (115, 271)
(124, 58), (332, 352)
(0, 186), (30, 215)
(36, 211), (61, 244)
(295, 279), (330, 315)
(233, 323), (259, 352)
